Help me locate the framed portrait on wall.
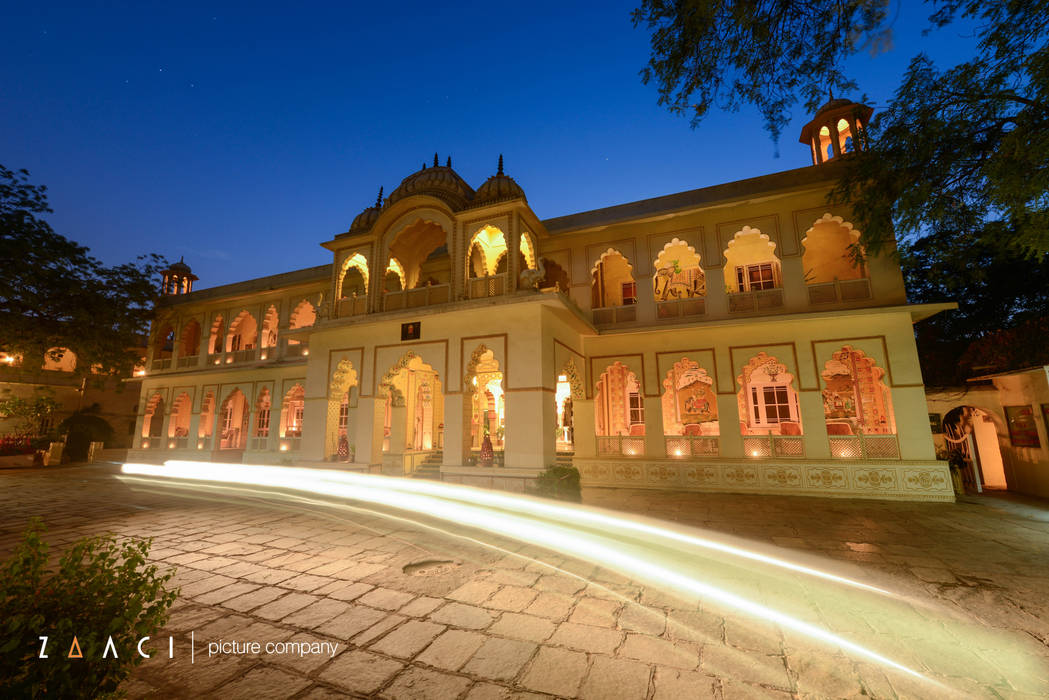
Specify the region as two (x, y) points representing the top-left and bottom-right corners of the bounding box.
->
(928, 413), (942, 434)
(1004, 405), (1041, 448)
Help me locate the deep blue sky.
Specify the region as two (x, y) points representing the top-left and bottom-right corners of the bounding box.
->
(2, 2), (976, 289)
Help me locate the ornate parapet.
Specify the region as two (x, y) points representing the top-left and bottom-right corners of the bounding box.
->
(574, 458), (954, 502)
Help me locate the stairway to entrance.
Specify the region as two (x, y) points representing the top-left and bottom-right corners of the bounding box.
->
(412, 451), (443, 480)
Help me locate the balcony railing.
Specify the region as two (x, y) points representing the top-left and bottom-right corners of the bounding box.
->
(592, 304), (637, 326)
(467, 274), (506, 299)
(728, 288), (784, 313)
(249, 436), (269, 451)
(151, 358), (171, 371)
(229, 348), (256, 364)
(665, 435), (719, 457)
(829, 434), (900, 460)
(383, 283), (450, 311)
(338, 296), (368, 317)
(207, 353), (223, 366)
(281, 436), (302, 452)
(807, 278), (872, 305)
(177, 354), (199, 368)
(656, 297), (705, 319)
(170, 437), (189, 449)
(743, 435), (804, 458)
(596, 435), (645, 456)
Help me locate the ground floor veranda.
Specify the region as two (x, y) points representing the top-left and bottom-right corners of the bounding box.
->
(130, 294), (953, 502)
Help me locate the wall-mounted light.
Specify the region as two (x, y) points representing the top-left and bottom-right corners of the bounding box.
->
(168, 441), (176, 449)
(280, 443), (289, 451)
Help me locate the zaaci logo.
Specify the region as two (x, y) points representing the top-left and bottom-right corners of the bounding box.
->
(37, 634), (176, 660)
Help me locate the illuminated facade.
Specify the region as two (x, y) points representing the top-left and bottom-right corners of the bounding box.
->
(131, 101), (954, 501)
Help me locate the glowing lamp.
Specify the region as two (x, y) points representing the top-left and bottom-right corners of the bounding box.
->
(280, 443), (289, 451)
(751, 450), (760, 457)
(225, 356), (233, 364)
(197, 441), (204, 449)
(141, 440), (150, 448)
(302, 349), (309, 356)
(168, 441), (176, 449)
(260, 352), (268, 360)
(674, 449), (683, 457)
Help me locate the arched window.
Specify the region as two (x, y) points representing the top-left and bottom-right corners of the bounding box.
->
(594, 361), (644, 456)
(591, 250), (637, 308)
(226, 311), (258, 354)
(385, 258), (405, 292)
(208, 315), (225, 357)
(338, 253), (370, 299)
(260, 305), (279, 355)
(168, 393), (192, 445)
(737, 353), (803, 457)
(280, 384), (305, 450)
(802, 214), (870, 303)
(724, 227), (781, 293)
(388, 218), (449, 290)
(218, 389), (249, 450)
(539, 257), (570, 293)
(253, 388), (271, 449)
(198, 392), (215, 445)
(289, 300), (316, 329)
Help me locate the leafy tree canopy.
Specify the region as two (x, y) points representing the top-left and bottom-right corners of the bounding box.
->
(633, 0), (1049, 255)
(0, 165), (165, 381)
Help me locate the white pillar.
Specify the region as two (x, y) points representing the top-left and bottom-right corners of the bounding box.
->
(799, 391), (830, 459)
(442, 393), (468, 467)
(717, 393), (744, 458)
(643, 396), (664, 458)
(573, 399), (597, 459)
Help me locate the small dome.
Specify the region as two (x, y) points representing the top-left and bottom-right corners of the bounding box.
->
(472, 155), (525, 207)
(165, 256), (194, 276)
(386, 155), (475, 211)
(348, 187), (385, 232)
(815, 97), (855, 117)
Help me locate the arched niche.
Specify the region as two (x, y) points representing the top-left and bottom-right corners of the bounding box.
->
(326, 359), (360, 459)
(379, 352), (443, 455)
(289, 300), (316, 329)
(723, 227), (781, 293)
(218, 388), (249, 450)
(142, 392), (165, 440)
(198, 391), (215, 443)
(653, 238), (706, 301)
(254, 387), (272, 442)
(208, 315), (225, 356)
(591, 249), (637, 308)
(519, 231), (537, 270)
(539, 257), (570, 292)
(338, 253), (370, 298)
(152, 322), (175, 362)
(802, 214), (866, 284)
(384, 215), (452, 290)
(466, 225), (509, 278)
(279, 384), (305, 449)
(385, 258), (406, 292)
(226, 310), (258, 352)
(168, 392), (192, 440)
(260, 305), (279, 353)
(464, 346), (505, 452)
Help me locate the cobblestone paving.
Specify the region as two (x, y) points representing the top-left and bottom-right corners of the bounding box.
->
(2, 464), (1048, 699)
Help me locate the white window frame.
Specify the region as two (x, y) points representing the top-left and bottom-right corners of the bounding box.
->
(749, 383), (798, 426)
(735, 262), (780, 292)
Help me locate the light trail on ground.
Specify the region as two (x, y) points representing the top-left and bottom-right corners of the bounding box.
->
(120, 461), (960, 687)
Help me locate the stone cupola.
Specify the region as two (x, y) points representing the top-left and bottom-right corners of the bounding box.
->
(799, 97), (873, 165)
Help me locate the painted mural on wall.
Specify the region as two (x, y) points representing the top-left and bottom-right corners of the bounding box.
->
(821, 346), (895, 436)
(661, 358), (718, 436)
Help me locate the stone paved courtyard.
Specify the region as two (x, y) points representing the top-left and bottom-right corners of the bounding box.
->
(2, 463), (1048, 699)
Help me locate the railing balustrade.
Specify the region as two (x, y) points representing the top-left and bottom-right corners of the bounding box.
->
(728, 288), (784, 313)
(592, 304), (637, 326)
(384, 283), (450, 311)
(743, 435), (804, 458)
(656, 297), (705, 319)
(596, 435), (645, 456)
(829, 434), (900, 459)
(665, 435), (719, 457)
(151, 358), (171, 371)
(176, 354), (199, 368)
(468, 274), (506, 299)
(807, 278), (872, 304)
(338, 296), (368, 317)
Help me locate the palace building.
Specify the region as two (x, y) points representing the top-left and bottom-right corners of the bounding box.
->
(130, 100), (955, 501)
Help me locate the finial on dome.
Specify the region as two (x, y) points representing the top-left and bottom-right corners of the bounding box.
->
(446, 156), (451, 168)
(433, 153), (439, 167)
(375, 186), (384, 208)
(497, 154), (504, 175)
(422, 162), (426, 170)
